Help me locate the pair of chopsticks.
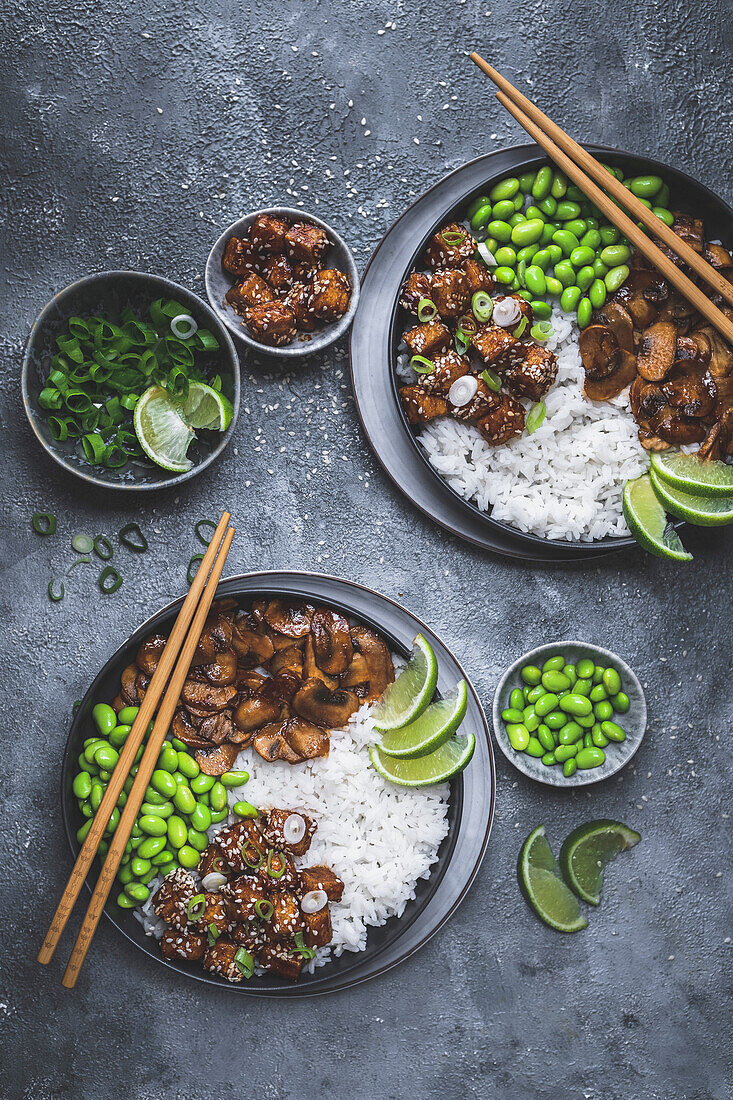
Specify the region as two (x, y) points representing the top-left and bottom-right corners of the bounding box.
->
(470, 54), (733, 345)
(38, 511), (235, 988)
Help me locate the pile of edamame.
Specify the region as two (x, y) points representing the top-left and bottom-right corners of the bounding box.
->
(502, 653), (631, 776)
(467, 166), (673, 329)
(72, 702), (255, 909)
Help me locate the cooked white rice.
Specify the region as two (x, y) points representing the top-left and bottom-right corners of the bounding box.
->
(398, 306), (650, 542)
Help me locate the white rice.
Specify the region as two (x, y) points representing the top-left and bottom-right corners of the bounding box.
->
(398, 307), (650, 542)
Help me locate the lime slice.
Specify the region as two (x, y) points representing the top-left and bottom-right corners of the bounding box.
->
(559, 819), (641, 906)
(134, 386), (195, 473)
(622, 475), (692, 561)
(371, 634), (439, 732)
(650, 450), (733, 498)
(378, 680), (468, 759)
(517, 825), (588, 933)
(177, 382), (233, 431)
(650, 469), (733, 527)
(369, 732), (475, 786)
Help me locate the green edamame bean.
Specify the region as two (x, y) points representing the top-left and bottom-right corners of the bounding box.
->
(589, 278), (607, 308)
(508, 212), (526, 228)
(494, 266), (515, 285)
(584, 732), (593, 748)
(594, 701), (613, 722)
(117, 705), (139, 725)
(151, 769), (177, 798)
(178, 845), (200, 869)
(139, 815), (167, 837)
(118, 864), (134, 885)
(602, 668), (622, 695)
(541, 752), (557, 766)
(592, 724), (609, 748)
(92, 703), (117, 737)
(538, 196), (557, 217)
(563, 758), (577, 778)
(550, 171), (567, 198)
(524, 205), (543, 221)
(563, 220), (587, 241)
(210, 807), (228, 823)
(140, 800), (173, 819)
(99, 769), (111, 782)
(511, 218), (544, 247)
(577, 297), (592, 329)
(79, 800), (93, 818)
(73, 772), (92, 799)
(545, 711), (567, 730)
(124, 883), (150, 903)
(612, 692), (630, 714)
(555, 743), (578, 762)
(562, 664), (577, 685)
(531, 166), (553, 201)
(77, 753), (98, 775)
(83, 739), (105, 764)
(177, 752), (199, 780)
(531, 248), (552, 271)
(573, 679), (592, 698)
(652, 206), (674, 226)
(157, 745), (179, 773)
(552, 229), (580, 256)
(90, 780), (104, 812)
(167, 815), (188, 849)
(576, 746), (606, 769)
(490, 176), (520, 202)
(554, 260), (576, 288)
(134, 746), (144, 764)
(470, 202), (494, 231)
(109, 724), (132, 748)
(580, 229), (601, 251)
(592, 259), (609, 279)
(531, 300), (552, 320)
(526, 737), (544, 758)
(601, 720), (626, 743)
(542, 655), (566, 672)
(577, 712), (595, 728)
(173, 784), (196, 815)
(559, 693), (592, 717)
(187, 828), (210, 852)
(506, 723), (530, 751)
(210, 781), (228, 813)
(520, 707), (538, 733)
(488, 219), (513, 243)
(77, 820), (93, 843)
(630, 174), (662, 198)
(585, 217), (599, 229)
(521, 664), (542, 686)
(545, 276), (563, 296)
(575, 658), (594, 680)
(540, 222), (557, 246)
(117, 791), (128, 809)
(535, 692), (559, 717)
(592, 666), (604, 684)
(94, 744), (119, 770)
(131, 856), (152, 877)
(143, 787), (167, 805)
(600, 244), (631, 267)
(589, 684), (608, 703)
(545, 243), (562, 263)
(537, 725), (556, 752)
(510, 688), (525, 711)
(526, 685), (545, 703)
(599, 226), (620, 246)
(233, 800), (259, 818)
(105, 807), (120, 834)
(558, 721), (583, 745)
(556, 200), (581, 221)
(570, 246), (595, 268)
(467, 194), (491, 219)
(517, 244), (540, 264)
(116, 892), (138, 909)
(191, 803), (212, 832)
(541, 671), (571, 693)
(604, 265), (629, 293)
(565, 184), (585, 200)
(152, 848), (175, 866)
(576, 267), (595, 293)
(561, 286), (582, 312)
(518, 171), (536, 193)
(656, 182), (670, 207)
(138, 835), (166, 858)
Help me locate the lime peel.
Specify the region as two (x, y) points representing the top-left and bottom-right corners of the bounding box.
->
(650, 469), (733, 527)
(517, 825), (588, 933)
(378, 680), (468, 759)
(650, 450), (733, 498)
(559, 819), (641, 906)
(622, 474), (692, 561)
(371, 634), (439, 733)
(369, 732), (475, 787)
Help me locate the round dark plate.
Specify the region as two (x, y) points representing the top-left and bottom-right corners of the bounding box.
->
(22, 271), (240, 490)
(61, 572), (494, 996)
(350, 144), (733, 561)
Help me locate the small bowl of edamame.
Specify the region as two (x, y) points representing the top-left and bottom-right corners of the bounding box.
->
(492, 641), (647, 786)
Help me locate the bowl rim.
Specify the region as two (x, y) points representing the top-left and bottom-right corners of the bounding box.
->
(491, 638), (647, 787)
(21, 269), (241, 492)
(204, 206), (360, 357)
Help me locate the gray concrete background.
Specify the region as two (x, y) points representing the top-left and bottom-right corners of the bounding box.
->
(1, 1), (731, 1097)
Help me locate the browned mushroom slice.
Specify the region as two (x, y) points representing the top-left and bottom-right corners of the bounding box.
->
(703, 243), (733, 269)
(636, 321), (677, 381)
(651, 411), (708, 446)
(615, 279), (660, 330)
(303, 635), (338, 691)
(196, 712), (234, 745)
(211, 597), (238, 615)
(171, 709), (212, 750)
(341, 651), (370, 696)
(594, 301), (635, 355)
(311, 607), (353, 675)
(578, 324), (619, 379)
(699, 409), (733, 460)
(675, 331), (711, 364)
(584, 350), (637, 401)
(112, 695), (125, 713)
(201, 649), (238, 686)
(280, 717), (330, 760)
(136, 634), (166, 675)
(350, 625), (395, 700)
(637, 429), (671, 451)
(235, 669), (267, 692)
(671, 212), (704, 253)
(253, 722), (301, 764)
(195, 742), (240, 776)
(120, 663), (140, 705)
(231, 616), (275, 667)
(654, 292), (698, 335)
(268, 670), (302, 703)
(630, 375), (667, 422)
(181, 680), (238, 714)
(292, 678), (360, 727)
(233, 695), (282, 733)
(693, 326), (733, 378)
(135, 671), (150, 704)
(191, 612), (233, 667)
(264, 599), (314, 638)
(269, 645), (305, 677)
(660, 363), (717, 419)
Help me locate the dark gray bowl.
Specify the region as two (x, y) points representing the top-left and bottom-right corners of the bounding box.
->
(492, 640), (647, 787)
(22, 270), (240, 490)
(205, 207), (360, 357)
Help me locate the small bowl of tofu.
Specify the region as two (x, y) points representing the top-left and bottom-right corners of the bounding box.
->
(205, 208), (360, 357)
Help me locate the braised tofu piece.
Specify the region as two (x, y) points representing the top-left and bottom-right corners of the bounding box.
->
(425, 223), (476, 270)
(431, 268), (470, 319)
(190, 891), (234, 935)
(152, 868), (198, 931)
(464, 257), (494, 295)
(475, 392), (526, 445)
(197, 843), (231, 881)
(448, 378), (502, 423)
(202, 939), (245, 983)
(262, 808), (316, 856)
(246, 301), (297, 347)
(225, 876), (269, 922)
(502, 344), (558, 401)
(299, 865), (344, 902)
(471, 323), (521, 367)
(249, 213), (290, 254)
(222, 236), (260, 276)
(225, 274), (274, 317)
(284, 282), (319, 332)
(308, 269), (351, 322)
(302, 906), (333, 948)
(215, 819), (267, 874)
(261, 254), (294, 293)
(285, 221), (329, 266)
(160, 927), (205, 962)
(260, 943), (303, 982)
(420, 351), (470, 396)
(403, 320), (451, 358)
(399, 271), (432, 314)
(231, 921), (269, 955)
(257, 850), (300, 894)
(270, 890), (305, 940)
(291, 261), (319, 283)
(399, 385), (448, 426)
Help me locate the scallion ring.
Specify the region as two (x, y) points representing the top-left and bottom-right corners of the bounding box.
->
(417, 297), (437, 323)
(531, 321), (554, 342)
(82, 433), (106, 465)
(48, 580), (65, 603)
(241, 843), (264, 870)
(254, 899), (274, 922)
(409, 355), (434, 375)
(72, 534), (94, 555)
(457, 313), (477, 336)
(98, 565), (123, 594)
(526, 401), (547, 434)
(512, 316), (528, 338)
(194, 519), (218, 546)
(266, 850), (286, 880)
(119, 523), (148, 552)
(234, 947), (255, 978)
(292, 931), (316, 960)
(480, 368), (502, 393)
(186, 893), (206, 920)
(207, 922), (220, 941)
(440, 229), (466, 247)
(93, 535), (113, 561)
(32, 512), (57, 536)
(67, 556), (91, 574)
(471, 291), (493, 324)
(170, 314), (198, 340)
(187, 553), (205, 585)
(454, 329), (470, 355)
(517, 260), (527, 289)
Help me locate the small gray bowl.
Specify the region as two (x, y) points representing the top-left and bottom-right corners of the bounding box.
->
(205, 207), (360, 357)
(492, 640), (647, 787)
(22, 270), (240, 491)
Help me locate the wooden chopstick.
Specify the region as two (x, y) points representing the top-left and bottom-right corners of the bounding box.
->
(38, 510), (231, 968)
(61, 524), (235, 988)
(470, 55), (733, 343)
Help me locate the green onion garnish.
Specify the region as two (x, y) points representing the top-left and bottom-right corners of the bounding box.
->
(454, 329), (470, 355)
(187, 553), (205, 585)
(292, 931), (316, 960)
(241, 844), (264, 870)
(194, 519), (217, 547)
(531, 321), (554, 342)
(472, 291), (493, 324)
(82, 434), (106, 465)
(526, 401), (547, 434)
(99, 566), (123, 594)
(48, 580), (65, 603)
(186, 893), (206, 920)
(72, 534), (94, 554)
(266, 850), (286, 880)
(480, 368), (502, 393)
(457, 313), (477, 336)
(32, 512), (57, 536)
(93, 535), (113, 560)
(67, 556), (91, 574)
(207, 922), (220, 943)
(409, 355), (434, 375)
(234, 947), (255, 978)
(119, 523), (148, 552)
(417, 297), (437, 323)
(255, 899), (274, 921)
(440, 229), (466, 247)
(170, 314), (198, 340)
(512, 316), (528, 338)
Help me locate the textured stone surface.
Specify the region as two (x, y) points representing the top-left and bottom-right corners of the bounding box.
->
(1, 1), (731, 1097)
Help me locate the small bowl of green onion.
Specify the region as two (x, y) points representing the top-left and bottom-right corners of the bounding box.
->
(22, 270), (240, 490)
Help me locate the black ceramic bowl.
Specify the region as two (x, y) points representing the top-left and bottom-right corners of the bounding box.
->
(22, 271), (240, 490)
(60, 572), (494, 996)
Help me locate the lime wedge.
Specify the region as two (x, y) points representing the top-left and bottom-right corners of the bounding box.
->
(369, 732), (475, 786)
(559, 819), (641, 906)
(178, 382), (234, 431)
(378, 680), (468, 758)
(371, 634), (439, 732)
(134, 386), (195, 473)
(622, 475), (692, 561)
(517, 825), (588, 933)
(650, 450), (733, 498)
(650, 469), (733, 527)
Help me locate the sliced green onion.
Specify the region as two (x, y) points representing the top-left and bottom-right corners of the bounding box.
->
(409, 355), (434, 375)
(255, 899), (274, 921)
(512, 316), (528, 338)
(207, 922), (220, 942)
(103, 444), (128, 469)
(39, 386), (63, 410)
(48, 416), (70, 441)
(241, 843), (264, 870)
(82, 434), (106, 465)
(476, 242), (498, 267)
(186, 892), (206, 920)
(99, 566), (123, 594)
(72, 534), (94, 555)
(93, 535), (113, 561)
(194, 519), (218, 546)
(454, 329), (470, 355)
(531, 321), (554, 342)
(119, 523), (148, 552)
(197, 329), (219, 352)
(187, 553), (205, 585)
(48, 579), (65, 602)
(266, 849), (286, 880)
(32, 512), (57, 536)
(440, 229), (466, 246)
(234, 946), (255, 978)
(457, 313), (477, 336)
(292, 931), (316, 960)
(526, 401), (547, 434)
(170, 314), (198, 339)
(480, 368), (502, 393)
(472, 291), (493, 324)
(417, 297), (437, 323)
(67, 556), (91, 574)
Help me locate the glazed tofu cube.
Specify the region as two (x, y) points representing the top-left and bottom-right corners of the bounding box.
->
(470, 323), (520, 367)
(222, 236), (260, 276)
(249, 213), (290, 254)
(190, 892), (234, 935)
(246, 301), (297, 346)
(476, 392), (526, 446)
(302, 906), (333, 948)
(197, 843), (231, 881)
(256, 851), (300, 894)
(399, 385), (448, 426)
(284, 282), (318, 332)
(202, 939), (245, 983)
(307, 269), (351, 322)
(152, 868), (198, 931)
(231, 922), (269, 954)
(225, 274), (274, 317)
(262, 809), (316, 856)
(285, 221), (329, 266)
(160, 927), (205, 962)
(299, 865), (344, 902)
(225, 876), (269, 922)
(403, 320), (451, 358)
(431, 268), (470, 319)
(425, 223), (476, 270)
(501, 344), (558, 401)
(270, 891), (304, 940)
(291, 261), (320, 283)
(420, 351), (470, 396)
(215, 820), (267, 874)
(464, 257), (494, 295)
(448, 378), (503, 423)
(260, 943), (303, 982)
(261, 254), (294, 293)
(399, 271), (432, 314)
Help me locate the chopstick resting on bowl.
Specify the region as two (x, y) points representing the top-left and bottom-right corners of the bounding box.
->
(470, 54), (733, 345)
(37, 511), (233, 985)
